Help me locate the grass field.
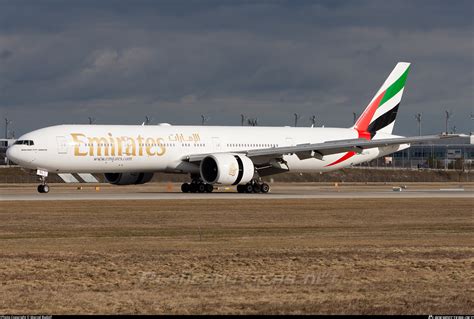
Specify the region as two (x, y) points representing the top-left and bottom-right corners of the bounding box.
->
(0, 198), (472, 314)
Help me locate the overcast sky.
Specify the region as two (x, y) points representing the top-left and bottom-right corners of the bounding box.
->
(0, 0), (473, 137)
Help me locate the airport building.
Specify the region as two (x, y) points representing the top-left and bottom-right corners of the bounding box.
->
(0, 139), (16, 165)
(362, 134), (474, 170)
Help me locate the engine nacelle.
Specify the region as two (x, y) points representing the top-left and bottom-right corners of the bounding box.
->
(104, 172), (154, 185)
(200, 154), (254, 185)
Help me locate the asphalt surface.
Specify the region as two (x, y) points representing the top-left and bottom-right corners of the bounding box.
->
(0, 183), (472, 200)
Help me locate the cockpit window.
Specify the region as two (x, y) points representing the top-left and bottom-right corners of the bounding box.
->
(14, 140), (34, 146)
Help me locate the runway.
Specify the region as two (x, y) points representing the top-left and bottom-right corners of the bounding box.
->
(1, 183), (472, 200)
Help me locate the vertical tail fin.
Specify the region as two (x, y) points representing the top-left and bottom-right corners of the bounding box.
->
(354, 62), (411, 139)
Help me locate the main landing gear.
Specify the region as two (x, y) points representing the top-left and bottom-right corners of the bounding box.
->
(181, 180), (214, 193)
(236, 180), (270, 194)
(180, 175), (269, 194)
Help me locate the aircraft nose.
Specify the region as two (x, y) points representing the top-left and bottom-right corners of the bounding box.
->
(6, 146), (18, 163)
(6, 146), (24, 165)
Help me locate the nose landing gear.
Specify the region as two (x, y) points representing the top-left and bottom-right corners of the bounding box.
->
(36, 170), (50, 193)
(37, 184), (49, 193)
(37, 175), (50, 193)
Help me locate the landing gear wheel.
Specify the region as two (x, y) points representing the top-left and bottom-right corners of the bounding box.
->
(37, 174), (49, 194)
(197, 183), (206, 193)
(245, 183), (254, 193)
(237, 185), (245, 193)
(190, 183), (198, 193)
(261, 183), (270, 193)
(37, 184), (49, 193)
(181, 183), (190, 193)
(252, 183), (261, 193)
(205, 184), (214, 193)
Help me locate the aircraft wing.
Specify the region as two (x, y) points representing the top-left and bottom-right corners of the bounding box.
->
(183, 134), (458, 163)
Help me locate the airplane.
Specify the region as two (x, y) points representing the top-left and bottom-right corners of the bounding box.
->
(7, 62), (456, 194)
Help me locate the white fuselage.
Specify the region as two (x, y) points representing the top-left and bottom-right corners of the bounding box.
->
(7, 124), (407, 175)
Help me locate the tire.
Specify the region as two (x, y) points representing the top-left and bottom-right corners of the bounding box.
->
(37, 185), (44, 193)
(42, 185), (50, 193)
(205, 184), (214, 193)
(190, 183), (198, 193)
(197, 183), (206, 193)
(252, 183), (261, 193)
(237, 185), (245, 193)
(245, 184), (253, 193)
(261, 183), (270, 193)
(181, 183), (190, 193)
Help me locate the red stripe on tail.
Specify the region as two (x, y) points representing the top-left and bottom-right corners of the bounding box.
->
(354, 90), (385, 133)
(325, 94), (384, 167)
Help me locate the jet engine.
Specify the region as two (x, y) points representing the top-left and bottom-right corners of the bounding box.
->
(104, 172), (154, 185)
(200, 154), (254, 185)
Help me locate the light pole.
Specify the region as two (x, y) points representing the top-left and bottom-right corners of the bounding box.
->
(415, 113), (422, 136)
(248, 118), (258, 126)
(201, 115), (209, 125)
(4, 118), (12, 139)
(445, 110), (452, 134)
(144, 116), (153, 125)
(241, 114), (246, 126)
(294, 113), (301, 127)
(470, 113), (473, 134)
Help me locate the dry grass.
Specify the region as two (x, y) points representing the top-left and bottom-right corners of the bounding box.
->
(0, 198), (472, 314)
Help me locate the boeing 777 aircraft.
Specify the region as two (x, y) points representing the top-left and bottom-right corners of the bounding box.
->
(7, 62), (455, 193)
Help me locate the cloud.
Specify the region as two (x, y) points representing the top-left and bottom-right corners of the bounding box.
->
(0, 49), (12, 60)
(0, 0), (472, 135)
